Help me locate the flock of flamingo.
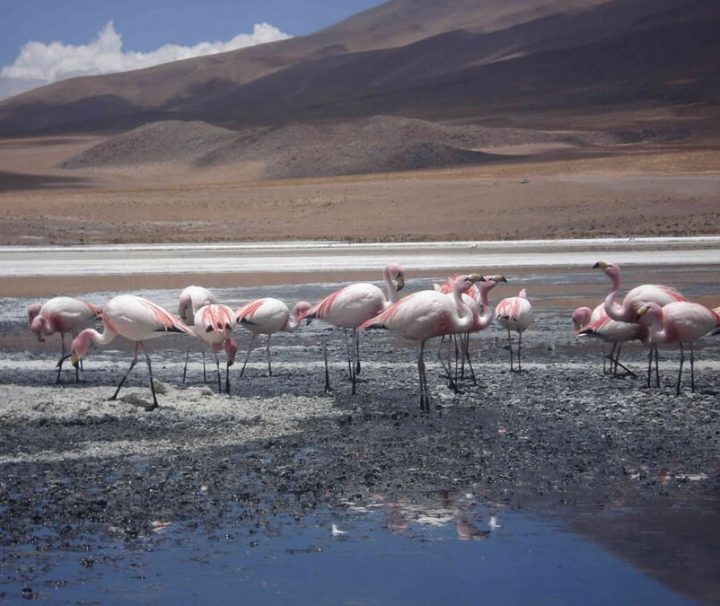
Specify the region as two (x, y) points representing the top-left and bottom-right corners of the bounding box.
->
(26, 261), (720, 411)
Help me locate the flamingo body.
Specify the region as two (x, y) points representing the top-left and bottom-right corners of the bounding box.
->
(637, 301), (720, 393)
(496, 288), (533, 371)
(194, 303), (237, 393)
(29, 296), (102, 382)
(235, 298), (312, 377)
(594, 261), (685, 322)
(361, 274), (482, 410)
(72, 295), (193, 409)
(178, 286), (217, 325)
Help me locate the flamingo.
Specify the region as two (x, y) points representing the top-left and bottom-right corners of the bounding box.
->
(71, 295), (194, 410)
(496, 288), (533, 372)
(360, 274), (483, 411)
(436, 275), (507, 385)
(300, 263), (405, 394)
(193, 304), (238, 394)
(593, 261), (686, 323)
(235, 298), (312, 377)
(636, 301), (720, 394)
(28, 296), (102, 383)
(178, 285), (218, 383)
(574, 304), (646, 376)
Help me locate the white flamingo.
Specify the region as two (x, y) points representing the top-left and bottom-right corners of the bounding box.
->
(178, 285), (217, 383)
(193, 304), (238, 394)
(71, 295), (194, 410)
(300, 263), (405, 394)
(360, 274), (483, 411)
(235, 298), (311, 377)
(28, 296), (102, 383)
(496, 288), (533, 372)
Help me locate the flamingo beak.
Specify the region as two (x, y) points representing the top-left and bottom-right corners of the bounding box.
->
(636, 306), (648, 320)
(593, 261), (607, 270)
(494, 275), (507, 283)
(396, 275), (405, 291)
(71, 352), (80, 368)
(35, 333), (45, 343)
(468, 274), (485, 282)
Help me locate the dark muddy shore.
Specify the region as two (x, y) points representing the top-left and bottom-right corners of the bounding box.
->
(1, 301), (720, 603)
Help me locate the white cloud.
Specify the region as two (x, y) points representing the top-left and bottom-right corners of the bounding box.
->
(0, 21), (291, 100)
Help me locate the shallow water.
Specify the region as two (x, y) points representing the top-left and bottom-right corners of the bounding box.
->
(3, 504), (699, 605)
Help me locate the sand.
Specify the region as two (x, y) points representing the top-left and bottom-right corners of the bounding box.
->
(1, 134), (719, 247)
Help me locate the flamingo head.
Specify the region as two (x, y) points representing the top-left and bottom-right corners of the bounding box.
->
(27, 303), (42, 325)
(572, 306), (593, 331)
(385, 263), (405, 292)
(453, 274), (484, 294)
(30, 315), (49, 341)
(225, 337), (238, 367)
(70, 331), (92, 367)
(294, 300), (312, 318)
(635, 302), (662, 326)
(593, 260), (620, 281)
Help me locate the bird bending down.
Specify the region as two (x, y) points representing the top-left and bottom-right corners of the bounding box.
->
(235, 298), (311, 377)
(574, 304), (645, 377)
(71, 295), (194, 410)
(193, 304), (238, 394)
(636, 301), (720, 394)
(360, 274), (483, 411)
(28, 296), (102, 383)
(178, 285), (218, 384)
(496, 288), (533, 372)
(300, 263), (405, 394)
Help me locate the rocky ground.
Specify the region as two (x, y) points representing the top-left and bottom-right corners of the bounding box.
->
(1, 305), (719, 601)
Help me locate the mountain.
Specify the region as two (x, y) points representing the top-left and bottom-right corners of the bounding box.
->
(1, 0), (717, 138)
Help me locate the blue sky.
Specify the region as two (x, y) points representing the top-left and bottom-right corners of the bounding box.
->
(0, 0), (386, 99)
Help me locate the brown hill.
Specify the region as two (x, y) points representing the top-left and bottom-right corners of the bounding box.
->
(1, 0), (718, 138)
(60, 115), (615, 178)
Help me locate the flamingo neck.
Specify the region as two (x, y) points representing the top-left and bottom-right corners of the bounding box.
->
(452, 287), (475, 332)
(474, 284), (495, 330)
(384, 267), (400, 303)
(73, 326), (118, 358)
(603, 270), (630, 322)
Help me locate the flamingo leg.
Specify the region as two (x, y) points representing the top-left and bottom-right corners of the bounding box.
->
(182, 349), (190, 384)
(654, 343), (660, 387)
(464, 334), (477, 385)
(111, 343), (139, 401)
(225, 357), (232, 395)
(266, 335), (272, 377)
(202, 351), (207, 383)
(240, 334), (257, 377)
(323, 336), (331, 393)
(602, 343), (608, 374)
(418, 340), (429, 412)
(214, 350), (222, 392)
(507, 330), (514, 371)
(676, 343), (685, 396)
(611, 344), (636, 378)
(517, 331), (523, 372)
(646, 343), (654, 388)
(690, 343), (696, 393)
(436, 337), (457, 392)
(355, 328), (361, 375)
(350, 330), (357, 395)
(55, 333), (70, 384)
(143, 345), (159, 411)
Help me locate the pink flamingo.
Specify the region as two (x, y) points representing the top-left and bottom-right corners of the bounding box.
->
(71, 295), (194, 410)
(436, 275), (507, 385)
(574, 304), (646, 376)
(593, 261), (686, 322)
(360, 274), (483, 411)
(178, 285), (218, 383)
(193, 304), (238, 394)
(636, 301), (720, 394)
(496, 288), (533, 372)
(300, 263), (405, 394)
(235, 298), (312, 377)
(28, 296), (102, 383)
